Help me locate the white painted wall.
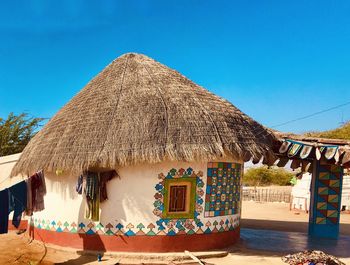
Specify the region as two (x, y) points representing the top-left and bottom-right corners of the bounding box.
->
(0, 153), (23, 190)
(0, 153), (241, 233)
(32, 159), (241, 234)
(291, 173), (311, 211)
(341, 175), (350, 210)
(292, 173), (350, 211)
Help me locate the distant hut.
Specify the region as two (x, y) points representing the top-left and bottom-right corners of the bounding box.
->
(12, 53), (277, 252)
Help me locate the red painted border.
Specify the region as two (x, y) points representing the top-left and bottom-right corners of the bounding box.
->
(29, 226), (240, 252)
(8, 220), (28, 230)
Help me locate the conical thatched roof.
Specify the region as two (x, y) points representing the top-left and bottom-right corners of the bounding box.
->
(12, 53), (278, 176)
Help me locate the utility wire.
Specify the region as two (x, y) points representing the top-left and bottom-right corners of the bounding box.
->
(270, 101), (350, 129)
(5, 101), (350, 140)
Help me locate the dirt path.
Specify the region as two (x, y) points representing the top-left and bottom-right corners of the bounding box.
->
(0, 232), (289, 265)
(1, 232), (348, 265)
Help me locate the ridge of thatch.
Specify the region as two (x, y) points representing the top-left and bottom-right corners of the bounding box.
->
(12, 53), (278, 176)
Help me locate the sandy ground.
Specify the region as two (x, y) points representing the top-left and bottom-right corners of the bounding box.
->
(0, 201), (349, 265)
(241, 201), (350, 235)
(0, 232), (293, 265)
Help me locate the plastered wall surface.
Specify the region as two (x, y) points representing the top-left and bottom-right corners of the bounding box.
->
(29, 159), (242, 236)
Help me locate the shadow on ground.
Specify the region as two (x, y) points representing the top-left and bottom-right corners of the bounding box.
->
(241, 218), (350, 236)
(54, 253), (98, 264)
(55, 257), (213, 265)
(228, 227), (350, 258)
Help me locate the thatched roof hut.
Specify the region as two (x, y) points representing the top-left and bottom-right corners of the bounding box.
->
(9, 53), (282, 252)
(12, 53), (277, 176)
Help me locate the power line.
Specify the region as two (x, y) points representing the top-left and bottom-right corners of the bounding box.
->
(270, 100), (350, 129)
(6, 101), (350, 135)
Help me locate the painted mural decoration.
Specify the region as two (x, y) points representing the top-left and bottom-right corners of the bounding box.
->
(31, 216), (239, 236)
(205, 162), (241, 217)
(314, 163), (342, 225)
(31, 165), (241, 237)
(153, 167), (205, 233)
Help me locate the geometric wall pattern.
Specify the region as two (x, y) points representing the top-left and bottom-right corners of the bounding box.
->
(153, 167), (205, 231)
(31, 164), (241, 237)
(31, 216), (240, 236)
(314, 163), (342, 225)
(205, 162), (241, 217)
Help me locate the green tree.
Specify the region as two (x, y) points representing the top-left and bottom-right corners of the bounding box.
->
(0, 113), (44, 156)
(305, 121), (350, 140)
(243, 166), (294, 186)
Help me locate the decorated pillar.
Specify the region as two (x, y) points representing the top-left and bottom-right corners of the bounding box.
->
(308, 161), (343, 239)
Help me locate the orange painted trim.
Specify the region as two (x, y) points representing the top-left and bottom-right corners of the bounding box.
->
(29, 226), (240, 252)
(8, 220), (28, 230)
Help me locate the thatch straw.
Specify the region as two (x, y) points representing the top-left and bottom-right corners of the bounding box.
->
(12, 53), (278, 176)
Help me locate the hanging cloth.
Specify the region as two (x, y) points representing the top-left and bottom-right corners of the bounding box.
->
(279, 140), (292, 154)
(288, 143), (303, 157)
(100, 170), (118, 202)
(0, 189), (9, 234)
(75, 175), (83, 195)
(300, 145), (313, 159)
(31, 170), (46, 212)
(25, 178), (33, 216)
(84, 171), (100, 221)
(78, 170), (118, 221)
(325, 146), (338, 160)
(85, 194), (100, 221)
(315, 147), (322, 160)
(8, 181), (27, 228)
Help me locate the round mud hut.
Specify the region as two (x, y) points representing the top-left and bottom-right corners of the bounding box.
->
(12, 53), (277, 252)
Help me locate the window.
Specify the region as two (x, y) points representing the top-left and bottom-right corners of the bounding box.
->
(163, 178), (196, 219)
(169, 185), (187, 212)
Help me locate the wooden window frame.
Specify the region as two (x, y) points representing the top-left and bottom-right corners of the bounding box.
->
(163, 178), (196, 219)
(168, 185), (188, 212)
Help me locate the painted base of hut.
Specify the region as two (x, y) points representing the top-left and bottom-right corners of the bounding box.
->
(29, 160), (242, 252)
(29, 226), (240, 252)
(8, 220), (28, 231)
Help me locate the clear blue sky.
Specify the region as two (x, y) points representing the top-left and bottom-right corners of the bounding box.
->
(1, 1), (350, 133)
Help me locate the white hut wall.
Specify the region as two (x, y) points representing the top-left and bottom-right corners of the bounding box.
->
(31, 160), (242, 236)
